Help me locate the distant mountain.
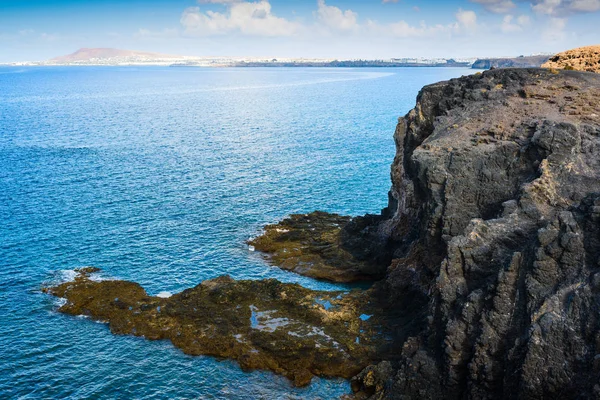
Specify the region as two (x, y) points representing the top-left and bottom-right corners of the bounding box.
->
(47, 48), (185, 65)
(472, 55), (550, 70)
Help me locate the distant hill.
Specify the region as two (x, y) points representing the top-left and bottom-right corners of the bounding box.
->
(542, 45), (600, 73)
(47, 48), (184, 65)
(472, 55), (550, 70)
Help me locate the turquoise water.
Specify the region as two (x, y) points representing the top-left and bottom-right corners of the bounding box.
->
(0, 66), (472, 399)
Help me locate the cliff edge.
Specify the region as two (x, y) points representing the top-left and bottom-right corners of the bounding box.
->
(472, 55), (550, 70)
(353, 68), (600, 398)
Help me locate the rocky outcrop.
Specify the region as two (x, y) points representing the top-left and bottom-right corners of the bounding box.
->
(472, 55), (550, 70)
(43, 269), (391, 387)
(248, 211), (391, 282)
(352, 68), (600, 399)
(542, 45), (600, 73)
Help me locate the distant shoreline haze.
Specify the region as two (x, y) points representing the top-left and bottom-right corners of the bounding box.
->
(2, 47), (553, 69)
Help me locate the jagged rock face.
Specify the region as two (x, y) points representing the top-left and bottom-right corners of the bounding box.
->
(359, 68), (600, 399)
(542, 45), (600, 73)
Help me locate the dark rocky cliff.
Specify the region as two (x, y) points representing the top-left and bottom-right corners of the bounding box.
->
(353, 68), (600, 399)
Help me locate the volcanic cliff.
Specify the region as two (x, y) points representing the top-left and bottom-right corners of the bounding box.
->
(349, 67), (600, 399)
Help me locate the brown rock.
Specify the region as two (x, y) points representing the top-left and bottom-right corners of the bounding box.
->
(542, 45), (600, 73)
(44, 270), (389, 386)
(248, 211), (390, 283)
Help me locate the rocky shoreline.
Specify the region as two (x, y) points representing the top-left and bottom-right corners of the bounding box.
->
(248, 211), (390, 283)
(45, 66), (600, 399)
(44, 268), (389, 387)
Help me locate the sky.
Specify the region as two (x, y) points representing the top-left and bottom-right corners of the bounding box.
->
(1, 0), (599, 62)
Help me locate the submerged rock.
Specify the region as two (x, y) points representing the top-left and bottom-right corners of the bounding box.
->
(43, 270), (389, 387)
(74, 266), (101, 275)
(249, 211), (391, 283)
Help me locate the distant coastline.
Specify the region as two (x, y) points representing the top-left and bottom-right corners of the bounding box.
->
(471, 54), (551, 69)
(171, 59), (473, 68)
(2, 47), (552, 69)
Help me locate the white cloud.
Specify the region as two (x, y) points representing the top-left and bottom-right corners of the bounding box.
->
(181, 1), (300, 36)
(570, 0), (600, 12)
(40, 33), (60, 41)
(385, 20), (445, 37)
(315, 0), (358, 31)
(531, 0), (600, 15)
(517, 14), (532, 24)
(542, 16), (567, 40)
(455, 9), (478, 29)
(364, 9), (478, 38)
(470, 0), (600, 15)
(198, 0), (243, 3)
(470, 0), (516, 13)
(135, 28), (179, 39)
(179, 1), (480, 41)
(501, 14), (531, 32)
(532, 0), (563, 14)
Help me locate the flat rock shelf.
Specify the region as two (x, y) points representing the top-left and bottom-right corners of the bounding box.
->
(43, 268), (390, 387)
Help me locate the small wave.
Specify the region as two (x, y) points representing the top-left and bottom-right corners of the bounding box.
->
(57, 269), (78, 283)
(42, 267), (107, 297)
(54, 297), (67, 307)
(156, 291), (172, 298)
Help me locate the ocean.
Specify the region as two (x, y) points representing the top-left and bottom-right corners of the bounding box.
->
(0, 66), (472, 399)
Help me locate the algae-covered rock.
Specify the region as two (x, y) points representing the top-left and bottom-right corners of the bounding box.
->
(44, 270), (388, 387)
(249, 211), (390, 283)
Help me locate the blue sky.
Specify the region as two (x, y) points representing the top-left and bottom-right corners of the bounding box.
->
(1, 0), (599, 62)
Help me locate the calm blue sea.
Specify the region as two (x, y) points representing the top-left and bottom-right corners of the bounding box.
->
(0, 66), (472, 399)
